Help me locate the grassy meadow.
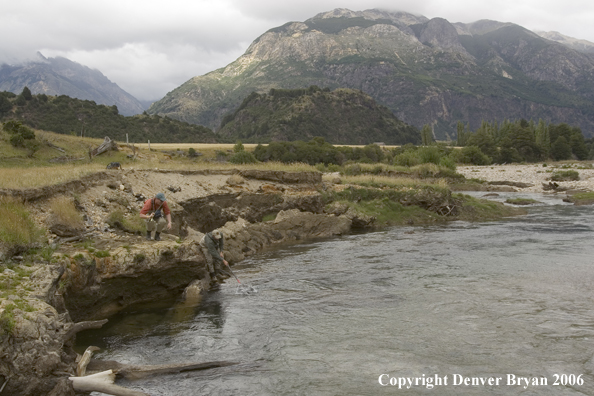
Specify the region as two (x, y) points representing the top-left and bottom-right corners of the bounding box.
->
(0, 129), (319, 189)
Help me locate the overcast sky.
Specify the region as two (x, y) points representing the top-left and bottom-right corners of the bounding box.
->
(1, 0), (592, 102)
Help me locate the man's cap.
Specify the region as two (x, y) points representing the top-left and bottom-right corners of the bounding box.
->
(212, 230), (222, 239)
(155, 192), (166, 201)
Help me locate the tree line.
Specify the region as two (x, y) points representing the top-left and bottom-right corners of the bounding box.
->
(0, 88), (218, 143)
(453, 119), (590, 164)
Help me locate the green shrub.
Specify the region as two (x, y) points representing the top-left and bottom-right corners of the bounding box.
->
(457, 146), (492, 165)
(9, 133), (24, 147)
(262, 213), (277, 222)
(410, 163), (461, 179)
(550, 170), (579, 181)
(39, 245), (57, 262)
(417, 146), (442, 165)
(315, 163), (326, 172)
(393, 151), (420, 167)
(505, 198), (541, 205)
(107, 209), (145, 234)
(0, 304), (16, 336)
(234, 141), (245, 152)
(94, 250), (110, 258)
(439, 155), (457, 170)
(342, 164), (362, 176)
(4, 120), (35, 148)
(228, 150), (258, 164)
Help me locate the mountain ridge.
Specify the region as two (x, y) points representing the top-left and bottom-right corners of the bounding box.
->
(148, 8), (594, 139)
(0, 54), (145, 116)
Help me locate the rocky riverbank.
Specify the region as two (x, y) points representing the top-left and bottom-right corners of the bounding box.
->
(0, 164), (554, 395)
(0, 169), (370, 396)
(457, 163), (594, 193)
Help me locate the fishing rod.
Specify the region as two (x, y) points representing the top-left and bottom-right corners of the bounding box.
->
(226, 265), (241, 284)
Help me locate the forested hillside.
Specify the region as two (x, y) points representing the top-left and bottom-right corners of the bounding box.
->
(217, 86), (421, 145)
(0, 89), (218, 143)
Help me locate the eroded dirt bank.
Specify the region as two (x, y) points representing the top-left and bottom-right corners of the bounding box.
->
(0, 169), (366, 396)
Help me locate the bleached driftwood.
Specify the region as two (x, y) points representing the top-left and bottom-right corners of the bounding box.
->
(69, 370), (149, 396)
(70, 359), (237, 395)
(77, 346), (101, 377)
(91, 136), (118, 157)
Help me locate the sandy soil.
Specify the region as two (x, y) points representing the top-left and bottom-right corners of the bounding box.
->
(457, 164), (594, 193)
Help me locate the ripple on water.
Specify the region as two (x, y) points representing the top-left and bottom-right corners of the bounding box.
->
(78, 199), (594, 395)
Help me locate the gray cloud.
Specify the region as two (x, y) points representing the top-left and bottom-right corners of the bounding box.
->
(1, 0), (593, 101)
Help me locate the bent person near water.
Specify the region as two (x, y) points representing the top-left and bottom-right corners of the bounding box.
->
(200, 230), (229, 284)
(139, 192), (172, 241)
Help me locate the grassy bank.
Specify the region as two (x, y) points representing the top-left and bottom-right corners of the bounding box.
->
(325, 177), (524, 226)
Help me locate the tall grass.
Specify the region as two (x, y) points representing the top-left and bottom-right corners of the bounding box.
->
(0, 197), (41, 245)
(48, 196), (84, 229)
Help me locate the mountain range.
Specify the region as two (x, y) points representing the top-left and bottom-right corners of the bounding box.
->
(148, 8), (594, 139)
(0, 53), (145, 116)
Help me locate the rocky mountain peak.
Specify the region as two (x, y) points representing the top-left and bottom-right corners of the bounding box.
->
(0, 55), (145, 116)
(311, 8), (360, 19)
(148, 8), (594, 139)
(413, 17), (469, 53)
(536, 31), (594, 53)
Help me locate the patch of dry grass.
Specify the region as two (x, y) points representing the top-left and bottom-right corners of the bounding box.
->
(48, 196), (84, 229)
(226, 174), (246, 185)
(341, 174), (449, 190)
(0, 163), (105, 189)
(0, 158), (318, 190)
(1, 129), (320, 189)
(124, 160), (317, 173)
(0, 197), (40, 245)
(134, 143), (260, 151)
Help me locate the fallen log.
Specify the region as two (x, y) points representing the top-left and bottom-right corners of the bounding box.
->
(63, 319), (109, 342)
(87, 359), (239, 380)
(91, 136), (118, 157)
(69, 370), (149, 396)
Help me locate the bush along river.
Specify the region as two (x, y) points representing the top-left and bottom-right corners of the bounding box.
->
(76, 192), (594, 395)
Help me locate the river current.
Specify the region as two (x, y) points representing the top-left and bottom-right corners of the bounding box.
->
(77, 192), (594, 395)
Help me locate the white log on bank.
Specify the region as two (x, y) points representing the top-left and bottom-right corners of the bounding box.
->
(69, 370), (149, 396)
